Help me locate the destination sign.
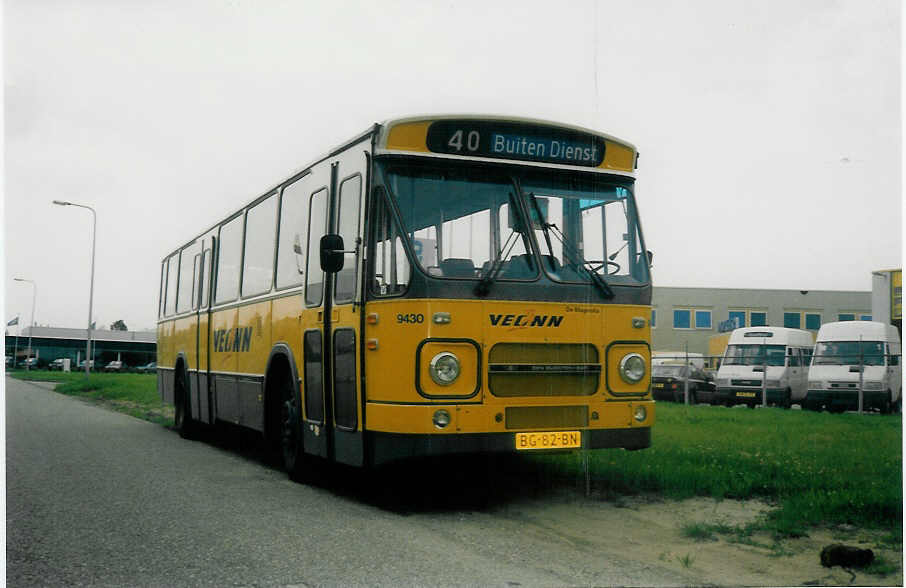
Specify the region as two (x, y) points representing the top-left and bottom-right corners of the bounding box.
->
(425, 120), (606, 167)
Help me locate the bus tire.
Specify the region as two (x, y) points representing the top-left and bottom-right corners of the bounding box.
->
(174, 366), (196, 439)
(279, 373), (304, 481)
(782, 389), (792, 409)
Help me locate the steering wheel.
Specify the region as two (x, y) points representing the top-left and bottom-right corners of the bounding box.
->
(587, 260), (621, 275)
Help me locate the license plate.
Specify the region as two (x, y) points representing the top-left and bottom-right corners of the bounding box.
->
(654, 383), (664, 388)
(516, 431), (581, 450)
(737, 391), (756, 398)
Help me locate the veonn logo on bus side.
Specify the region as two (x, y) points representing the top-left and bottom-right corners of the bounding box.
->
(213, 327), (253, 353)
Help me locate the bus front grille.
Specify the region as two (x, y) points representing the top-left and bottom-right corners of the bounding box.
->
(505, 406), (589, 430)
(488, 343), (600, 397)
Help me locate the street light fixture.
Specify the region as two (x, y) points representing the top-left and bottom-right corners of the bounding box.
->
(52, 200), (96, 377)
(12, 278), (36, 371)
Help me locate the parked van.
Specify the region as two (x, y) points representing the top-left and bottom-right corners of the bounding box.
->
(651, 352), (716, 404)
(715, 327), (814, 408)
(806, 321), (901, 413)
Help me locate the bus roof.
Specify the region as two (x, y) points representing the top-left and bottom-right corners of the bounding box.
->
(375, 114), (638, 174)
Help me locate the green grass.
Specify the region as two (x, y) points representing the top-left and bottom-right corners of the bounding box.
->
(529, 403), (902, 535)
(11, 370), (171, 426)
(865, 554), (898, 577)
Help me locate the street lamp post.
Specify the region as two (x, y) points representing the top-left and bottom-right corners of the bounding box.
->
(13, 278), (36, 371)
(53, 200), (96, 377)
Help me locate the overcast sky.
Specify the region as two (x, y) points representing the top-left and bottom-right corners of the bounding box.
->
(3, 0), (901, 333)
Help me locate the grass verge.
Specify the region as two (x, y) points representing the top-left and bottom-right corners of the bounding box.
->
(10, 370), (172, 426)
(527, 403), (902, 537)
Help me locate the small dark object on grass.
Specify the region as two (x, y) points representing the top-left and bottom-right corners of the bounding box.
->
(820, 544), (874, 568)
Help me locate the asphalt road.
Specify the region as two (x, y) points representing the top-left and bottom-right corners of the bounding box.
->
(6, 377), (685, 587)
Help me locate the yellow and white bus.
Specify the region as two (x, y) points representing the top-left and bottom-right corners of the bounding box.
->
(157, 115), (654, 474)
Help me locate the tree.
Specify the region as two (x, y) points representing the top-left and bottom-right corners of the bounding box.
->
(110, 320), (128, 331)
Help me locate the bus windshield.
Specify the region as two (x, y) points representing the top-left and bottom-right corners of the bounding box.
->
(380, 160), (649, 288)
(813, 341), (885, 366)
(724, 344), (786, 366)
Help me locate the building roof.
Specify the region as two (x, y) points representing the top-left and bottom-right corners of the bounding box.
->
(14, 326), (155, 343)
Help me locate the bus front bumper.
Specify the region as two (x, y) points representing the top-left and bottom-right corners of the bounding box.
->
(365, 427), (651, 467)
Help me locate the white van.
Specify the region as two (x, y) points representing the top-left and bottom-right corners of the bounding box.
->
(806, 321), (902, 413)
(715, 327), (814, 408)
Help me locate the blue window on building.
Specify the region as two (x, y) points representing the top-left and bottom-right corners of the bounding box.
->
(651, 309), (657, 328)
(673, 309), (691, 329)
(805, 313), (821, 330)
(728, 311), (746, 329)
(860, 314), (872, 321)
(750, 312), (767, 327)
(838, 313), (855, 322)
(784, 312), (801, 328)
(695, 310), (712, 329)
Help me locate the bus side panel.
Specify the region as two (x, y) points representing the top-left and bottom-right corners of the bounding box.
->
(210, 307), (240, 424)
(236, 300), (272, 431)
(157, 320), (176, 405)
(271, 293), (304, 376)
(196, 309), (212, 424)
(171, 315), (199, 417)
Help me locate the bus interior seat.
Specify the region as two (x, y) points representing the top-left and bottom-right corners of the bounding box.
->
(439, 258), (476, 278)
(500, 254), (536, 278)
(539, 254), (562, 273)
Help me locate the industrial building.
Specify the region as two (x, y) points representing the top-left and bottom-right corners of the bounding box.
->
(651, 286), (872, 358)
(5, 326), (155, 369)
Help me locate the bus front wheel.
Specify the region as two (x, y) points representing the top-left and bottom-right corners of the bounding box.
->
(174, 367), (196, 439)
(280, 375), (304, 480)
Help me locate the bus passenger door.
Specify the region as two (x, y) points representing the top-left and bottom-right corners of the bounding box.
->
(300, 164), (333, 461)
(300, 144), (368, 467)
(328, 149), (367, 467)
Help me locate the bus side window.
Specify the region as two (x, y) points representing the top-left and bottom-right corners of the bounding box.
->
(215, 215), (243, 305)
(165, 253), (179, 316)
(277, 178), (310, 289)
(242, 193), (278, 297)
(371, 190), (410, 296)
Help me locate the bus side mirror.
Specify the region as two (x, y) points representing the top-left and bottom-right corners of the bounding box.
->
(320, 234), (345, 273)
(647, 250), (654, 266)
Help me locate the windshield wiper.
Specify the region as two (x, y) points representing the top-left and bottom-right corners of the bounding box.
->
(475, 192), (525, 296)
(527, 193), (614, 299)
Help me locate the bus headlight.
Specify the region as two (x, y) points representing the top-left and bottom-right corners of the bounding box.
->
(863, 381), (883, 391)
(619, 353), (646, 384)
(429, 352), (461, 386)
